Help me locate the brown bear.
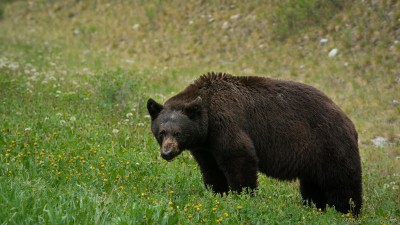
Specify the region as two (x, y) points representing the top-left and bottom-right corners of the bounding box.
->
(147, 72), (362, 216)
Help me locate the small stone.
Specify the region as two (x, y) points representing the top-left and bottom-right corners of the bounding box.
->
(132, 24), (140, 30)
(230, 14), (240, 20)
(72, 29), (80, 35)
(320, 38), (328, 45)
(328, 48), (338, 58)
(222, 21), (229, 29)
(371, 136), (388, 147)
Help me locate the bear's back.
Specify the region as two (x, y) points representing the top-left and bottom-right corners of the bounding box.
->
(179, 73), (359, 179)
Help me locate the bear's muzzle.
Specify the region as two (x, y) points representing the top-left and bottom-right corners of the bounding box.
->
(161, 137), (180, 161)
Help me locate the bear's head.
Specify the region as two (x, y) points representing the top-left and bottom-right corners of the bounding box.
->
(147, 97), (207, 161)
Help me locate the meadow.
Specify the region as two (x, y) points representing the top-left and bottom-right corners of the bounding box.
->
(0, 0), (399, 224)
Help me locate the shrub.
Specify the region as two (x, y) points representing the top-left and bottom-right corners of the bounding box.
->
(272, 0), (352, 40)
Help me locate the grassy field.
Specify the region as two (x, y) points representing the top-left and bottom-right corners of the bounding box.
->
(0, 0), (399, 224)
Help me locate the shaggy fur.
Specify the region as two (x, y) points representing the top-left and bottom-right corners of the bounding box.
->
(147, 72), (362, 216)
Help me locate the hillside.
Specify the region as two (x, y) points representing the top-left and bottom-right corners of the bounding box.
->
(0, 0), (399, 224)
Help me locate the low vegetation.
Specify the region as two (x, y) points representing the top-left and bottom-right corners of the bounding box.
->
(1, 0), (399, 224)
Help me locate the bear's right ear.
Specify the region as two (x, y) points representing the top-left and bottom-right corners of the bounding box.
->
(147, 98), (163, 120)
(183, 96), (202, 119)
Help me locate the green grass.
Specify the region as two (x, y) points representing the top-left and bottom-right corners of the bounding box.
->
(1, 0), (399, 224)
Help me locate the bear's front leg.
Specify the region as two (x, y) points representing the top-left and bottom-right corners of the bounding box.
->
(217, 154), (259, 194)
(190, 150), (229, 194)
(212, 131), (259, 194)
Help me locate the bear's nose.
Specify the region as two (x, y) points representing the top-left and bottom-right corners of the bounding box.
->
(161, 148), (176, 161)
(161, 149), (172, 158)
(161, 138), (178, 160)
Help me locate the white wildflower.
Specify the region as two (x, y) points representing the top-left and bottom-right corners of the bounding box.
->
(125, 59), (134, 64)
(70, 116), (76, 122)
(8, 62), (19, 70)
(25, 127), (31, 132)
(60, 120), (66, 125)
(0, 57), (7, 68)
(126, 112), (133, 118)
(112, 129), (119, 134)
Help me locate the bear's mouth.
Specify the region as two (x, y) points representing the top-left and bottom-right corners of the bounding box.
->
(161, 153), (177, 162)
(166, 158), (175, 162)
(160, 149), (181, 162)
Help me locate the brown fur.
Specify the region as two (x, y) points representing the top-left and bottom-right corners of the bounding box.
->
(147, 72), (362, 215)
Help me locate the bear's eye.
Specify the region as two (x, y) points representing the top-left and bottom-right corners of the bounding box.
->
(159, 130), (166, 138)
(174, 132), (181, 137)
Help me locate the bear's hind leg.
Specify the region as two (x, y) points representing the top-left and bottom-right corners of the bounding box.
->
(300, 179), (326, 210)
(325, 184), (362, 216)
(190, 150), (229, 194)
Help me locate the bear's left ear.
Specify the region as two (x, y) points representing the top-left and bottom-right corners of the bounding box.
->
(183, 96), (202, 119)
(147, 98), (163, 120)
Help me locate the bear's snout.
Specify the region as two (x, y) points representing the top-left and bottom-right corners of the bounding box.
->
(161, 138), (179, 161)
